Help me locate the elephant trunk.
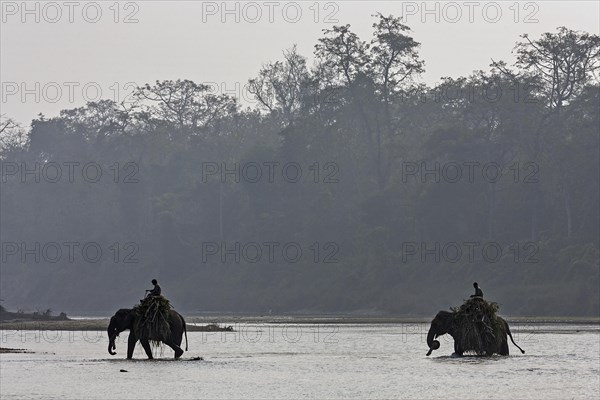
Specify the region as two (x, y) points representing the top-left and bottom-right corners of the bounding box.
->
(426, 328), (440, 356)
(107, 322), (117, 355)
(108, 333), (117, 355)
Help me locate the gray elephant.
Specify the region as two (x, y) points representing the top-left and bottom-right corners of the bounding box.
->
(426, 310), (525, 356)
(107, 308), (188, 359)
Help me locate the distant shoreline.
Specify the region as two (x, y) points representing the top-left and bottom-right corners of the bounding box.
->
(0, 319), (234, 331)
(0, 316), (598, 331)
(183, 315), (600, 324)
(0, 347), (33, 354)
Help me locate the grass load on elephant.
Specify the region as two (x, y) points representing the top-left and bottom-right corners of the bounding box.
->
(450, 298), (504, 355)
(132, 296), (172, 346)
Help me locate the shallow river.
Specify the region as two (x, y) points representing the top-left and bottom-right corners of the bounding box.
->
(1, 323), (598, 399)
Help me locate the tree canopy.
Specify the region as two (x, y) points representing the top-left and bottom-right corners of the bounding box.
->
(1, 21), (598, 316)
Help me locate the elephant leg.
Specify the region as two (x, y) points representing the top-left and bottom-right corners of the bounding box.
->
(164, 339), (184, 359)
(127, 334), (137, 359)
(454, 341), (463, 356)
(500, 339), (509, 355)
(172, 333), (183, 347)
(140, 339), (154, 359)
(166, 314), (185, 358)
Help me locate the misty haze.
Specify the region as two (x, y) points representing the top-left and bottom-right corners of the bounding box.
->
(0, 1), (599, 399)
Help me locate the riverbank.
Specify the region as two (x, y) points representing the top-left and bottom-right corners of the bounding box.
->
(0, 319), (234, 331)
(0, 347), (33, 353)
(1, 315), (597, 331)
(184, 315), (600, 325)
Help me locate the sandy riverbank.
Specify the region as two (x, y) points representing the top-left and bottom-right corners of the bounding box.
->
(186, 315), (600, 324)
(0, 319), (233, 331)
(0, 347), (33, 353)
(1, 316), (597, 331)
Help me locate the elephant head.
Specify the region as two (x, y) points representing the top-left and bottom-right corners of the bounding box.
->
(107, 308), (133, 356)
(426, 311), (454, 356)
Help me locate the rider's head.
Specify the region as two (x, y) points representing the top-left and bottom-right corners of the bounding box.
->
(152, 279), (157, 285)
(473, 282), (478, 288)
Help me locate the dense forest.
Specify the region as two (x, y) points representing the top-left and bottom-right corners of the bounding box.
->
(1, 16), (599, 316)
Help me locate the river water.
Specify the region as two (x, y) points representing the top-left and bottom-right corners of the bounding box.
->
(1, 323), (598, 399)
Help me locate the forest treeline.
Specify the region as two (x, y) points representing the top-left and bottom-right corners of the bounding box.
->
(1, 16), (599, 316)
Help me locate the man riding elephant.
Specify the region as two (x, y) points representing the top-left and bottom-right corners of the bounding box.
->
(145, 279), (162, 298)
(470, 282), (483, 298)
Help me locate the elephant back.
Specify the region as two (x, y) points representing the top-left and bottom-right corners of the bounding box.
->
(132, 296), (173, 343)
(451, 298), (504, 355)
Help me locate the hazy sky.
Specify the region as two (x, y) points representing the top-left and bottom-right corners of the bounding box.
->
(1, 1), (599, 125)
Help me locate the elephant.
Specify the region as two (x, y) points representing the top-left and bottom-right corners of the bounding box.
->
(426, 310), (525, 356)
(107, 308), (188, 359)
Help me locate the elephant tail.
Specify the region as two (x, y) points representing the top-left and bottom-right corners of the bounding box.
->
(506, 322), (525, 354)
(182, 314), (188, 351)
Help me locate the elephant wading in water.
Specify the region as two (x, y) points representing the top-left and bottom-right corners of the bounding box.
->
(107, 308), (188, 359)
(426, 310), (525, 356)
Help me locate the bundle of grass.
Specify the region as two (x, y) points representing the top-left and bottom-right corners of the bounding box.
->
(450, 297), (503, 356)
(133, 296), (172, 347)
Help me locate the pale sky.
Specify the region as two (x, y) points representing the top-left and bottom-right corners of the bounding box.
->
(1, 0), (599, 125)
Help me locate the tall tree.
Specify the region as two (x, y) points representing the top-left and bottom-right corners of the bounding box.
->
(509, 28), (600, 238)
(248, 45), (311, 125)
